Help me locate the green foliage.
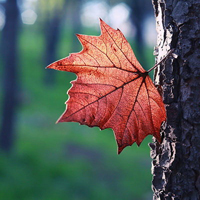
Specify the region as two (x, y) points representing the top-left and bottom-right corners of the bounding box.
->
(0, 25), (155, 200)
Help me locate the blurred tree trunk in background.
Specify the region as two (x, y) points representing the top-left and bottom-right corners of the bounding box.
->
(68, 0), (82, 52)
(0, 0), (19, 152)
(44, 2), (67, 86)
(150, 0), (200, 199)
(44, 0), (83, 86)
(126, 0), (153, 67)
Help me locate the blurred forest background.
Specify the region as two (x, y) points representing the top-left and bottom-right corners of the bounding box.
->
(0, 0), (157, 199)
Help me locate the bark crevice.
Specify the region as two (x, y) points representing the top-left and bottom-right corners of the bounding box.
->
(151, 0), (200, 199)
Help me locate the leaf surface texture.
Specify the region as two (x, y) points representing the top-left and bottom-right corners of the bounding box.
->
(47, 19), (166, 154)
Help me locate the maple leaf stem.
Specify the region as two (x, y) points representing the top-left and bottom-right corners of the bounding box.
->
(147, 49), (174, 73)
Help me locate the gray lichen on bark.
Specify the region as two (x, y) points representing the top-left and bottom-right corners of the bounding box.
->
(150, 0), (200, 199)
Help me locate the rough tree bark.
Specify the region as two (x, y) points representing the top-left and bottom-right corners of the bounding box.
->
(0, 0), (19, 152)
(150, 0), (200, 199)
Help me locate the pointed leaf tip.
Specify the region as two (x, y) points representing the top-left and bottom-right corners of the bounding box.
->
(46, 62), (56, 69)
(117, 147), (123, 155)
(117, 144), (127, 154)
(46, 65), (51, 69)
(55, 119), (60, 124)
(56, 113), (66, 124)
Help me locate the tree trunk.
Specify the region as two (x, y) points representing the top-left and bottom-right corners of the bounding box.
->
(127, 0), (153, 67)
(0, 0), (19, 152)
(150, 0), (200, 199)
(44, 13), (62, 86)
(43, 0), (69, 86)
(68, 0), (82, 52)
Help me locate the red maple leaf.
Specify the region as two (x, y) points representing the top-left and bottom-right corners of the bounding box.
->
(47, 19), (166, 154)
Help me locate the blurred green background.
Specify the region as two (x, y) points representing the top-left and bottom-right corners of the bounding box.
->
(0, 0), (157, 199)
